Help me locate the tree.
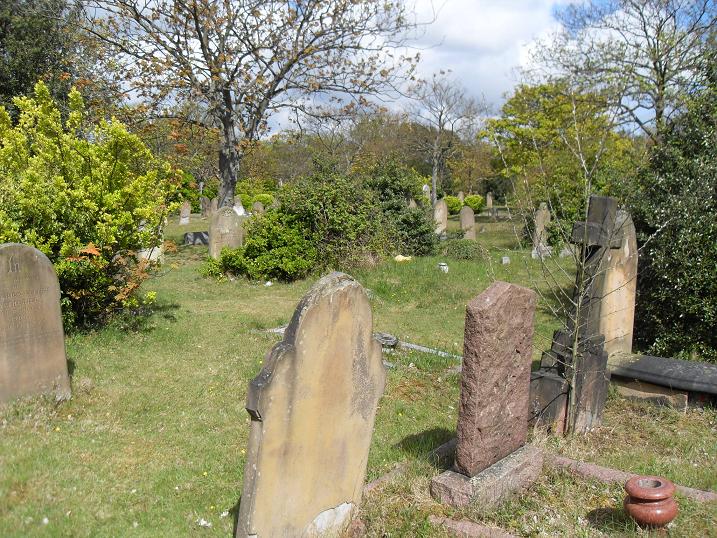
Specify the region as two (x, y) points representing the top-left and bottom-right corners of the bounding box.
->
(83, 0), (420, 207)
(408, 73), (479, 204)
(533, 0), (717, 141)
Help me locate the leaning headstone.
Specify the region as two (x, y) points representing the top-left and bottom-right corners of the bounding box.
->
(431, 281), (541, 508)
(252, 201), (265, 215)
(210, 197), (218, 213)
(209, 207), (243, 259)
(179, 201), (191, 225)
(237, 272), (386, 537)
(200, 196), (211, 217)
(0, 244), (71, 403)
(434, 199), (448, 235)
(459, 205), (475, 240)
(531, 202), (551, 259)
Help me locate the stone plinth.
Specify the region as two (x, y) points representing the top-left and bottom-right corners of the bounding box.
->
(0, 243), (70, 403)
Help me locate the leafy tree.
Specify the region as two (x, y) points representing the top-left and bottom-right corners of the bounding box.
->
(83, 0), (419, 207)
(0, 82), (178, 327)
(630, 56), (717, 362)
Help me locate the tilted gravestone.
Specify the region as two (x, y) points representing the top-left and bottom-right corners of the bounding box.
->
(252, 201), (265, 215)
(200, 196), (211, 217)
(208, 207), (243, 259)
(179, 200), (191, 225)
(0, 244), (71, 403)
(434, 198), (448, 235)
(531, 202), (551, 258)
(459, 205), (476, 240)
(431, 281), (541, 508)
(237, 272), (386, 537)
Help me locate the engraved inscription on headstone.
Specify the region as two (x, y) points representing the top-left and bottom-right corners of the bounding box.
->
(0, 243), (71, 403)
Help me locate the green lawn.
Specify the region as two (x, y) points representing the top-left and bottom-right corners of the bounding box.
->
(1, 217), (715, 536)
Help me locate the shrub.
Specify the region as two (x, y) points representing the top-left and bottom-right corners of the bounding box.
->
(0, 82), (177, 328)
(444, 195), (462, 215)
(252, 193), (274, 208)
(464, 194), (485, 213)
(440, 239), (486, 260)
(383, 201), (438, 256)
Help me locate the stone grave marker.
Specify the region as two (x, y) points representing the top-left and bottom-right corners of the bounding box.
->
(434, 198), (448, 235)
(459, 205), (476, 240)
(422, 184), (431, 199)
(234, 198), (247, 216)
(179, 201), (191, 225)
(252, 201), (265, 215)
(486, 191), (493, 209)
(408, 198), (417, 209)
(0, 243), (71, 403)
(531, 202), (551, 259)
(431, 281), (541, 508)
(457, 191), (465, 203)
(210, 197), (218, 213)
(200, 196), (211, 217)
(237, 272), (386, 537)
(209, 207), (243, 259)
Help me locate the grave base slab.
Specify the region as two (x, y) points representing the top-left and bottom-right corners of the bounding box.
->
(430, 445), (543, 509)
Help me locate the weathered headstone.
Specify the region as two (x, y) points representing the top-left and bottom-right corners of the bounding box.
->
(234, 198), (247, 217)
(531, 202), (551, 259)
(486, 192), (493, 209)
(459, 205), (475, 240)
(209, 207), (243, 259)
(431, 281), (541, 508)
(422, 184), (431, 199)
(252, 201), (265, 215)
(434, 198), (448, 235)
(0, 244), (71, 403)
(210, 197), (218, 213)
(179, 201), (191, 225)
(237, 272), (386, 537)
(408, 198), (417, 209)
(457, 191), (465, 203)
(200, 196), (211, 217)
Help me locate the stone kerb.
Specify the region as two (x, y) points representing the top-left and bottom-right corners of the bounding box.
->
(236, 272), (386, 537)
(0, 243), (71, 403)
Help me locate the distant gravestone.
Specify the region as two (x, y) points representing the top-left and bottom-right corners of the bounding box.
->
(459, 205), (476, 240)
(234, 198), (247, 217)
(486, 192), (493, 209)
(408, 198), (417, 209)
(252, 201), (265, 215)
(200, 196), (211, 217)
(532, 202), (551, 259)
(0, 244), (71, 403)
(457, 191), (465, 203)
(209, 207), (243, 259)
(434, 199), (448, 235)
(179, 201), (191, 225)
(210, 197), (218, 213)
(422, 184), (431, 199)
(237, 272), (386, 537)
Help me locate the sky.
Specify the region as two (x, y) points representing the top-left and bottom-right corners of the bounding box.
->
(409, 0), (571, 111)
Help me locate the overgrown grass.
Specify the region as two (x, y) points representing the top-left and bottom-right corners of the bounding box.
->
(0, 217), (714, 536)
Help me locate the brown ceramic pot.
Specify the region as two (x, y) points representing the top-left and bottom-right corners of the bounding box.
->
(624, 476), (678, 528)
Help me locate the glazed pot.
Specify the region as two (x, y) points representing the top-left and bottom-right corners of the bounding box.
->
(624, 475), (678, 528)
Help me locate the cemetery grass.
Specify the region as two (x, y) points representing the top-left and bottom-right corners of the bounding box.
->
(0, 217), (713, 536)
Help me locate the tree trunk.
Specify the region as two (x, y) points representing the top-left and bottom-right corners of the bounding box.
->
(218, 112), (241, 208)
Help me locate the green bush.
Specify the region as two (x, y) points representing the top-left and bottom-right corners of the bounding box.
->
(629, 63), (717, 362)
(252, 193), (274, 208)
(0, 82), (177, 328)
(444, 195), (462, 215)
(464, 194), (485, 213)
(440, 239), (486, 260)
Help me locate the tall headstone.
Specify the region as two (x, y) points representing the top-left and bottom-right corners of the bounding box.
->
(431, 281), (541, 508)
(200, 196), (211, 217)
(210, 197), (218, 213)
(457, 191), (465, 203)
(531, 202), (551, 259)
(422, 184), (431, 200)
(599, 210), (638, 358)
(0, 244), (71, 403)
(209, 207), (244, 259)
(486, 192), (493, 209)
(460, 205), (476, 240)
(252, 201), (265, 215)
(434, 198), (448, 235)
(179, 201), (191, 225)
(237, 272), (386, 537)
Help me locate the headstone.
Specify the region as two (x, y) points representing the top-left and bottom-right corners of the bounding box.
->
(455, 281), (537, 476)
(431, 281), (541, 508)
(422, 184), (431, 199)
(531, 202), (551, 259)
(179, 201), (191, 225)
(210, 197), (218, 213)
(237, 272), (386, 537)
(434, 199), (448, 235)
(486, 192), (493, 209)
(598, 210), (637, 358)
(459, 206), (475, 240)
(200, 196), (211, 217)
(457, 191), (465, 203)
(408, 198), (417, 209)
(234, 198), (247, 217)
(0, 244), (71, 403)
(252, 201), (265, 215)
(209, 207), (244, 259)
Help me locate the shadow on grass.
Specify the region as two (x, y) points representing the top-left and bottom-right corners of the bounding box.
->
(394, 427), (454, 458)
(586, 506), (633, 532)
(108, 300), (181, 333)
